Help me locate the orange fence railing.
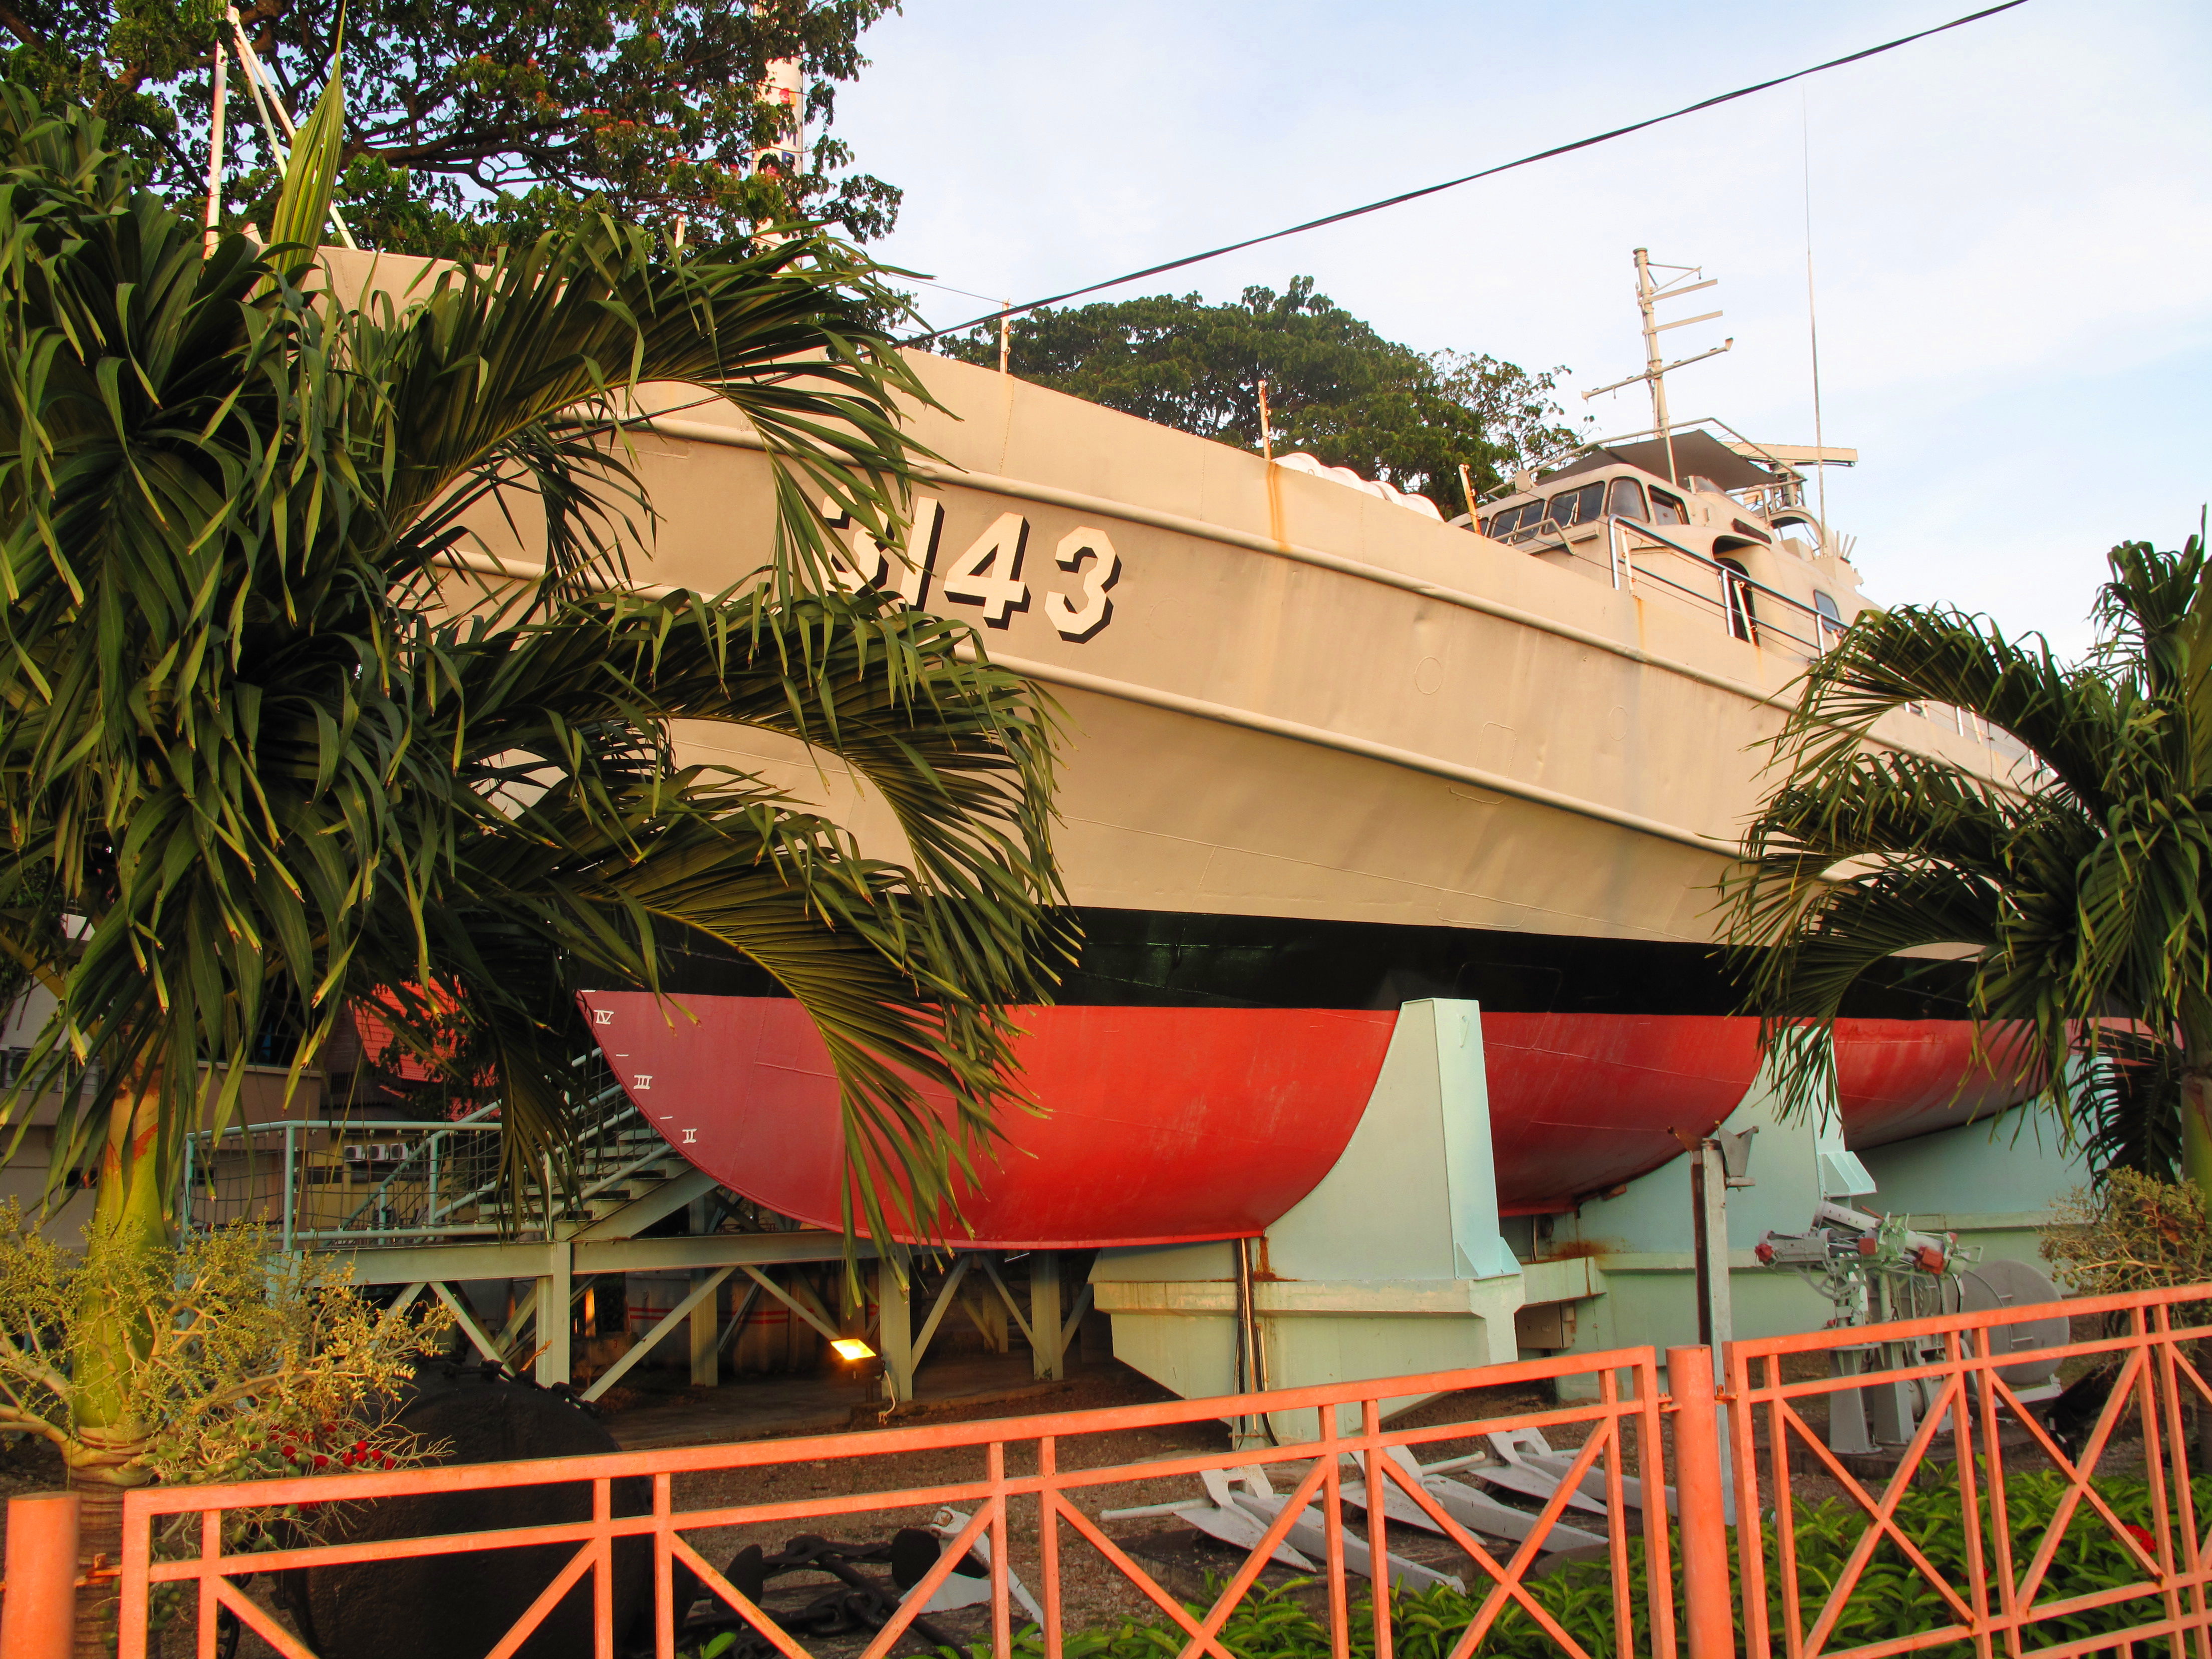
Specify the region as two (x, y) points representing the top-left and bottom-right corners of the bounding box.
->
(99, 1345), (1677, 1659)
(1728, 1282), (2212, 1659)
(2, 1284), (2208, 1659)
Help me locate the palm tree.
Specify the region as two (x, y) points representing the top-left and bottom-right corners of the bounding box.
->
(0, 77), (1072, 1629)
(1724, 533), (2212, 1197)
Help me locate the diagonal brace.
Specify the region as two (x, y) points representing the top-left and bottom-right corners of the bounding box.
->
(740, 1265), (846, 1345)
(582, 1267), (735, 1403)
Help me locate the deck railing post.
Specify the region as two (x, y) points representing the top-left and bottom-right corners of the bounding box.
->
(1668, 1345), (1736, 1659)
(1, 1491), (79, 1659)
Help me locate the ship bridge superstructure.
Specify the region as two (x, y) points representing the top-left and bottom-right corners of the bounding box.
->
(1468, 423), (1864, 661)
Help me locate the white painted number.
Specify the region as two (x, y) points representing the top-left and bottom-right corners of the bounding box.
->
(634, 1073), (652, 1091)
(593, 1009), (612, 1026)
(940, 512), (1031, 626)
(821, 501), (1123, 641)
(1045, 527), (1120, 642)
(682, 1128), (698, 1144)
(820, 496), (944, 608)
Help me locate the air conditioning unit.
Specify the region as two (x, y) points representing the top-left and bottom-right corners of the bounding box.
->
(370, 1144), (398, 1164)
(343, 1144), (369, 1165)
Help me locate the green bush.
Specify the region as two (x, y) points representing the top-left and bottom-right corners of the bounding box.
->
(923, 1471), (2198, 1659)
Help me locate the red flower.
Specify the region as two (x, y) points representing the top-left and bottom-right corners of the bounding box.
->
(2123, 1522), (2157, 1553)
(313, 1455), (330, 1469)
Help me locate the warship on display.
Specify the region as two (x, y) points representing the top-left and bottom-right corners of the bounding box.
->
(507, 250), (2033, 1252)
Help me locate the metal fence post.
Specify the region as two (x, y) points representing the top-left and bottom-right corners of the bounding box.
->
(0, 1491), (79, 1659)
(1668, 1345), (1736, 1658)
(281, 1122), (296, 1254)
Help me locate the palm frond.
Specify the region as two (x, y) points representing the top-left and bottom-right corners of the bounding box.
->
(1729, 532), (2212, 1190)
(0, 77), (1065, 1249)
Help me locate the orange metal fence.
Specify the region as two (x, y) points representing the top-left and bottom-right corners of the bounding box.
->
(100, 1345), (1681, 1659)
(1729, 1281), (2212, 1659)
(2, 1285), (2208, 1659)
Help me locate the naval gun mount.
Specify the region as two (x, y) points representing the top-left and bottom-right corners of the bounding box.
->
(1756, 1201), (2067, 1458)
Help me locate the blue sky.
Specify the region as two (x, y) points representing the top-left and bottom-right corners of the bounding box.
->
(823, 0), (2212, 658)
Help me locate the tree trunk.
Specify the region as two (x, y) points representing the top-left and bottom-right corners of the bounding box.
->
(2183, 1060), (2212, 1205)
(68, 1075), (170, 1659)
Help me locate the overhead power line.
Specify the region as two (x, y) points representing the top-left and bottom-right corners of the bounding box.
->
(913, 0), (2029, 343)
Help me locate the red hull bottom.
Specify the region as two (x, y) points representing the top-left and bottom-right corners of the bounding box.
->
(579, 995), (2028, 1246)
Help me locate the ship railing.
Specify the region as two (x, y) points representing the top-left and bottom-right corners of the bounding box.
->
(1520, 517), (2025, 766)
(179, 1047), (642, 1250)
(1607, 517), (1833, 655)
(1511, 510), (1835, 657)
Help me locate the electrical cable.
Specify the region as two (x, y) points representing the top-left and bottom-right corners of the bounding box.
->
(910, 0), (2029, 342)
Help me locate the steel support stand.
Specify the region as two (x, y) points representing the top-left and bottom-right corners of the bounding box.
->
(878, 1261), (914, 1405)
(536, 1232), (573, 1388)
(1031, 1251), (1063, 1380)
(689, 1267), (720, 1386)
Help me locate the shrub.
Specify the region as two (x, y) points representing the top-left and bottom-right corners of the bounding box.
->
(922, 1471), (2198, 1659)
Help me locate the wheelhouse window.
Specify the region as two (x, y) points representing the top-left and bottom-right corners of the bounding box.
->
(1483, 501), (1543, 537)
(1605, 478), (1648, 521)
(1546, 482), (1606, 527)
(1650, 487), (1688, 526)
(1718, 558), (1757, 642)
(1773, 512), (1822, 549)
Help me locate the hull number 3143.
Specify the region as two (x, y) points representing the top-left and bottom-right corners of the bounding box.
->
(825, 497), (1121, 642)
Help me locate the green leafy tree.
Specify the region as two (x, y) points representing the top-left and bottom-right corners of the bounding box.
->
(0, 1206), (454, 1646)
(0, 78), (1069, 1636)
(1, 0), (902, 252)
(1724, 534), (2212, 1199)
(939, 277), (1583, 510)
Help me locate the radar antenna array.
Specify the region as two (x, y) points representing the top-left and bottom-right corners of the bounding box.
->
(1581, 251), (1735, 486)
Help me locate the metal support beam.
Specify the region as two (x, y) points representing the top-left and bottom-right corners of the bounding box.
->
(339, 1225), (869, 1284)
(574, 1166), (719, 1241)
(343, 1241), (571, 1285)
(689, 1268), (720, 1387)
(535, 1235), (573, 1387)
(909, 1255), (974, 1374)
(1057, 1282), (1094, 1368)
(716, 1279), (763, 1357)
(738, 1265), (846, 1345)
(582, 1267), (735, 1403)
(1031, 1251), (1062, 1381)
(432, 1282), (504, 1364)
(980, 1256), (1037, 1348)
(878, 1261), (914, 1405)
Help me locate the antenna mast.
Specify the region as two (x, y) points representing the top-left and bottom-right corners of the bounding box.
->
(1636, 249), (1674, 482)
(1584, 249), (1733, 484)
(1802, 107), (1830, 542)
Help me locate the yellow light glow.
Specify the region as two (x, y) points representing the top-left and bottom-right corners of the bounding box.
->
(831, 1338), (876, 1362)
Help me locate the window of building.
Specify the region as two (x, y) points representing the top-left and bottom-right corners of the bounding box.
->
(1772, 512), (1822, 549)
(1546, 482), (1606, 527)
(1605, 478), (1648, 521)
(1650, 487), (1688, 526)
(1718, 558), (1757, 642)
(1812, 589), (1843, 648)
(1483, 501), (1541, 537)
